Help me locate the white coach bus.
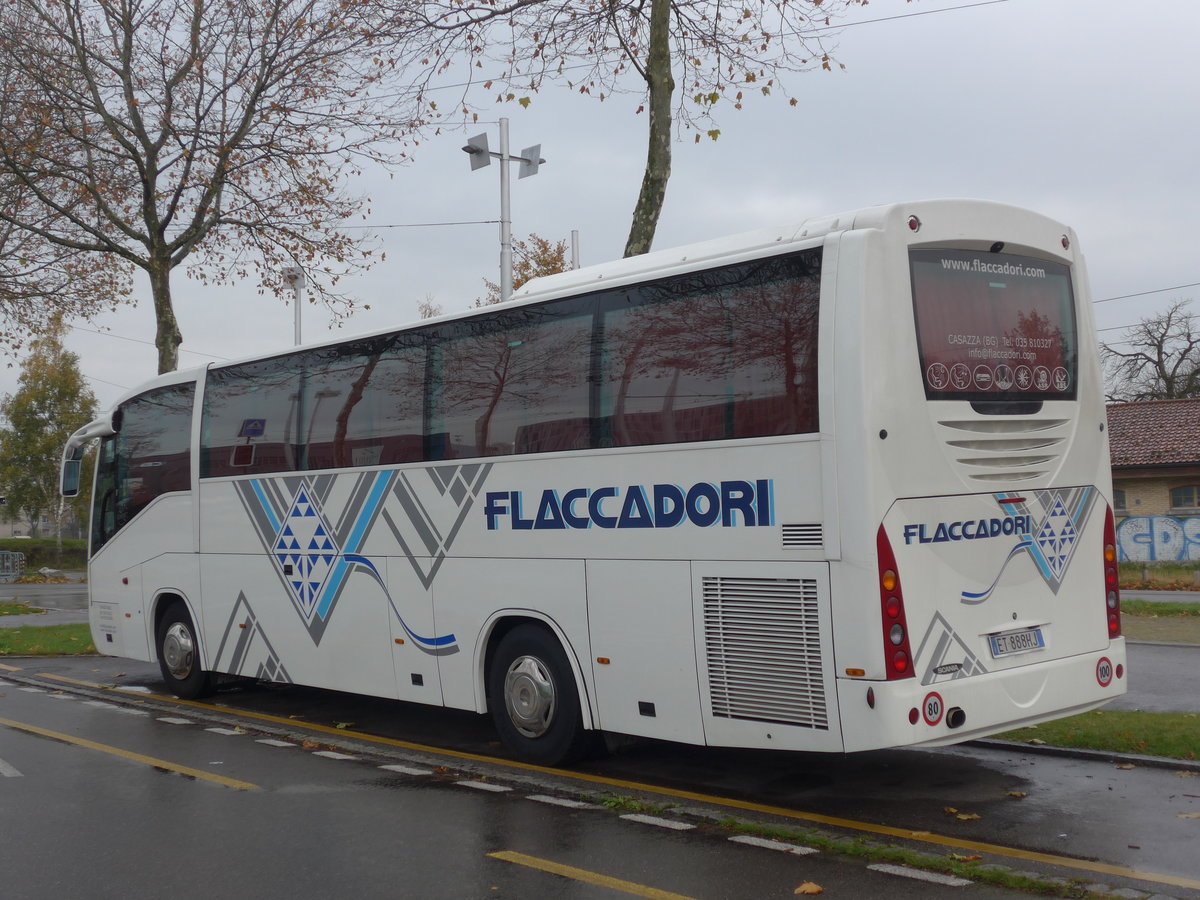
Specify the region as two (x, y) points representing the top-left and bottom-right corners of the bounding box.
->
(62, 199), (1126, 765)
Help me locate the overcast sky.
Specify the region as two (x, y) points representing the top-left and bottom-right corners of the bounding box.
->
(9, 0), (1198, 412)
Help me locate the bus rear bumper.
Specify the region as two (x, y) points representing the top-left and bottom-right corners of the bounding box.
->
(837, 639), (1128, 752)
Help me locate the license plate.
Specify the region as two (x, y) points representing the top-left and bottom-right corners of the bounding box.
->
(988, 627), (1045, 658)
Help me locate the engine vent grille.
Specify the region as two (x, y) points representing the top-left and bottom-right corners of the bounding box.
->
(782, 523), (822, 547)
(937, 418), (1069, 483)
(703, 576), (827, 729)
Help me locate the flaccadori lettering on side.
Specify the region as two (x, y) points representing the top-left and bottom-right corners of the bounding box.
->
(484, 480), (774, 531)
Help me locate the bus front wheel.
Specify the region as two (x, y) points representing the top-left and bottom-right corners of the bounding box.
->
(156, 604), (215, 699)
(488, 625), (594, 766)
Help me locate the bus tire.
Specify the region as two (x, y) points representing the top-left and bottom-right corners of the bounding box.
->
(156, 603), (215, 699)
(488, 624), (594, 766)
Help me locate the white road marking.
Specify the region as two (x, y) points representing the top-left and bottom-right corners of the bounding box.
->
(113, 707), (149, 716)
(728, 835), (818, 855)
(379, 764), (433, 776)
(867, 864), (972, 886)
(83, 701), (113, 709)
(527, 795), (600, 810)
(0, 757), (23, 778)
(312, 750), (357, 760)
(456, 780), (512, 793)
(256, 739), (296, 748)
(18, 687), (45, 693)
(206, 727), (244, 736)
(620, 814), (695, 831)
(157, 717), (193, 725)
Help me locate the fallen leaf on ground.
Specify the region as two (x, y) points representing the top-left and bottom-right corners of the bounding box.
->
(794, 883), (824, 895)
(943, 807), (958, 815)
(335, 722), (354, 729)
(1178, 812), (1200, 819)
(956, 813), (982, 821)
(949, 853), (982, 862)
(301, 740), (321, 749)
(1115, 763), (1136, 770)
(1006, 791), (1028, 799)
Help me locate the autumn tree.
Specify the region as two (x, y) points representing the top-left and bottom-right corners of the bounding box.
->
(401, 1), (864, 257)
(0, 176), (130, 354)
(476, 233), (570, 306)
(0, 0), (432, 374)
(1102, 299), (1200, 402)
(418, 295), (444, 319)
(0, 315), (97, 548)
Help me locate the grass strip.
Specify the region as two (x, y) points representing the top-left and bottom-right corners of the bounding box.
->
(995, 709), (1199, 761)
(0, 624), (96, 656)
(0, 601), (43, 617)
(1122, 599), (1200, 617)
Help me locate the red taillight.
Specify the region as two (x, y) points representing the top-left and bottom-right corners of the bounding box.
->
(1103, 505), (1121, 638)
(878, 525), (914, 680)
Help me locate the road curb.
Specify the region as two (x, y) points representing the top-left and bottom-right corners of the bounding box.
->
(970, 738), (1200, 772)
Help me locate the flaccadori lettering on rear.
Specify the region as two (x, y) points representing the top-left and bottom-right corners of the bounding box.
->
(903, 516), (1032, 544)
(899, 487), (1097, 604)
(484, 479), (774, 531)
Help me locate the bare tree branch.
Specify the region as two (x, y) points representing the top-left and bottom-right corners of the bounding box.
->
(0, 0), (433, 373)
(1101, 299), (1200, 401)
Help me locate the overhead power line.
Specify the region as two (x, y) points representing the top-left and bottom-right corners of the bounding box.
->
(1092, 282), (1200, 305)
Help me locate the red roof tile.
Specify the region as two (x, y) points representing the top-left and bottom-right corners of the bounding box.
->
(1107, 398), (1200, 468)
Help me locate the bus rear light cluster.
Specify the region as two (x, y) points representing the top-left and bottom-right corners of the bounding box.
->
(877, 526), (915, 680)
(1103, 506), (1122, 638)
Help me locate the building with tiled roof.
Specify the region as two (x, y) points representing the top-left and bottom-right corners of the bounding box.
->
(1106, 400), (1200, 560)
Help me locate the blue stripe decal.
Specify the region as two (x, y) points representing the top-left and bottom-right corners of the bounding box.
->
(251, 479), (281, 533)
(314, 474), (392, 620)
(961, 540), (1033, 604)
(344, 553), (456, 649)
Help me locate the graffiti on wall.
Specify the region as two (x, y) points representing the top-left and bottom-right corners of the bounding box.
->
(1116, 516), (1200, 561)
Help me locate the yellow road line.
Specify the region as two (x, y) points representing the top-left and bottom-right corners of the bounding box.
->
(490, 850), (698, 900)
(34, 673), (1200, 893)
(0, 716), (259, 791)
(0, 662), (23, 672)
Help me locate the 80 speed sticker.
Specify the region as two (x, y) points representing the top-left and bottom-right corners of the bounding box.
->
(922, 691), (945, 726)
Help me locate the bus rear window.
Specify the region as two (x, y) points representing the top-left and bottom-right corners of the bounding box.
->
(910, 249), (1077, 401)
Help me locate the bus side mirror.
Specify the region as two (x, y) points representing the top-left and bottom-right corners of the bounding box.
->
(61, 458), (82, 498)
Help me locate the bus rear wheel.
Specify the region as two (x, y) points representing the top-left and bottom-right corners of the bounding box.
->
(488, 625), (594, 766)
(156, 603), (215, 699)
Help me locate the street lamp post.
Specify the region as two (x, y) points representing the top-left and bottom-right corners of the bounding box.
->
(462, 118), (544, 303)
(282, 266), (305, 345)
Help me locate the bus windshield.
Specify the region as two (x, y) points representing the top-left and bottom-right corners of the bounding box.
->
(910, 248), (1077, 402)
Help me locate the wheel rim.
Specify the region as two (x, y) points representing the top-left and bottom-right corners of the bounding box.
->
(161, 622), (196, 681)
(503, 655), (556, 739)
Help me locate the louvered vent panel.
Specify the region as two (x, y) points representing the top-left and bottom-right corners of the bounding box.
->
(782, 524), (822, 547)
(703, 576), (827, 729)
(936, 418), (1069, 483)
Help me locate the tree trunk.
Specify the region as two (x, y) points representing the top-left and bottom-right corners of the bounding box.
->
(623, 0), (674, 258)
(148, 256), (183, 374)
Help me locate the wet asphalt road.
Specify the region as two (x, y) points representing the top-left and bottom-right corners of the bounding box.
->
(3, 582), (1200, 898)
(1, 663), (1048, 900)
